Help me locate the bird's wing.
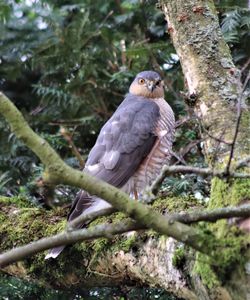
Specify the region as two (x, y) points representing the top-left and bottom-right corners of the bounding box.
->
(85, 95), (160, 187)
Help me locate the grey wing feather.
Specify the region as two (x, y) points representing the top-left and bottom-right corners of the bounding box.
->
(85, 94), (160, 187)
(67, 95), (160, 224)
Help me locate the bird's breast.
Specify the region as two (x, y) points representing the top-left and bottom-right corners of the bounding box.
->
(123, 98), (175, 197)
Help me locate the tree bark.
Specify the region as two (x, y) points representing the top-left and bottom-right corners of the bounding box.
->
(161, 0), (250, 299)
(161, 0), (248, 163)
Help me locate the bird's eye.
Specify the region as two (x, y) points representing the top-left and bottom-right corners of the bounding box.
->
(155, 80), (161, 86)
(138, 78), (145, 85)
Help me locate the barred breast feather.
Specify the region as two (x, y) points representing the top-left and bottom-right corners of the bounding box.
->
(123, 97), (175, 196)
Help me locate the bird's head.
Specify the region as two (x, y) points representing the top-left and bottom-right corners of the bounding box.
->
(129, 70), (164, 98)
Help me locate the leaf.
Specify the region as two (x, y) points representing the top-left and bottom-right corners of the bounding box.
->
(221, 10), (241, 33)
(0, 172), (11, 190)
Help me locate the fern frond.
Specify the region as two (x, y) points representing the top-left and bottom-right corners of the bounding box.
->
(241, 15), (250, 28)
(0, 172), (12, 190)
(32, 84), (74, 106)
(221, 10), (241, 33)
(223, 30), (240, 43)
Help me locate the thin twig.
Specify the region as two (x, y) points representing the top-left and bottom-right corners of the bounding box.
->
(196, 115), (232, 146)
(67, 207), (115, 230)
(241, 58), (250, 74)
(175, 116), (193, 128)
(60, 127), (85, 168)
(225, 71), (250, 175)
(178, 139), (204, 160)
(203, 127), (232, 146)
(169, 204), (250, 224)
(169, 150), (187, 165)
(150, 164), (250, 196)
(225, 99), (242, 174)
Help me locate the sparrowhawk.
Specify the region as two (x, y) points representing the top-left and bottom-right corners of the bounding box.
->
(45, 70), (175, 259)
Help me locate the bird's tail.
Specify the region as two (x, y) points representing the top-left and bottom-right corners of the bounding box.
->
(45, 246), (65, 259)
(45, 191), (112, 259)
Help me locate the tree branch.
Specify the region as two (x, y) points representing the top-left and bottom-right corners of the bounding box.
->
(60, 127), (85, 168)
(1, 203), (249, 267)
(0, 220), (139, 268)
(67, 207), (115, 230)
(169, 204), (250, 224)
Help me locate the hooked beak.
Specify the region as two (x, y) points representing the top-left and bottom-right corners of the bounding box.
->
(147, 81), (156, 92)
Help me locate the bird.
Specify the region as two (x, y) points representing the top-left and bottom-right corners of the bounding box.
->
(45, 70), (175, 259)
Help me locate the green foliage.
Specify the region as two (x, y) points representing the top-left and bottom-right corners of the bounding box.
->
(0, 0), (183, 202)
(221, 8), (250, 42)
(0, 273), (179, 300)
(220, 7), (250, 62)
(0, 171), (11, 193)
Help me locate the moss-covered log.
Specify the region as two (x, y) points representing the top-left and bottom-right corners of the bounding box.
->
(1, 196), (249, 300)
(161, 0), (250, 299)
(0, 196), (203, 300)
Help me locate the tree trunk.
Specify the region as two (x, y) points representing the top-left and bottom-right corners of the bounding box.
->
(161, 0), (250, 299)
(161, 0), (248, 162)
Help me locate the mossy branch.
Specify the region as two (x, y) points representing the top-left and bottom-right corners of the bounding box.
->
(69, 203), (250, 231)
(1, 201), (249, 267)
(0, 220), (139, 267)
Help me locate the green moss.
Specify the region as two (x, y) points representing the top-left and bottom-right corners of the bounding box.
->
(0, 197), (121, 286)
(0, 199), (87, 285)
(230, 178), (250, 204)
(172, 246), (185, 269)
(193, 253), (220, 289)
(111, 232), (138, 253)
(0, 196), (33, 208)
(44, 218), (66, 236)
(208, 177), (250, 236)
(193, 174), (250, 289)
(193, 231), (248, 289)
(91, 238), (109, 253)
(210, 177), (250, 209)
(152, 195), (199, 213)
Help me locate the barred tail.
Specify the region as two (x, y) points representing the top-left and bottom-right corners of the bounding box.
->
(45, 246), (65, 259)
(45, 191), (111, 259)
